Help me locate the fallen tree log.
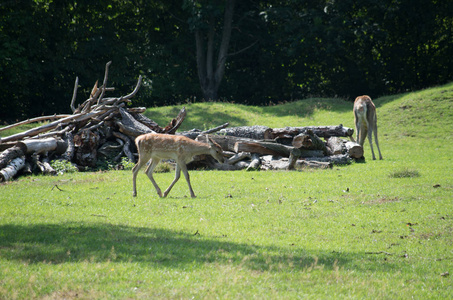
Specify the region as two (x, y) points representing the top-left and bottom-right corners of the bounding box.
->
(219, 125), (272, 140)
(0, 144), (26, 169)
(345, 141), (363, 159)
(60, 132), (75, 161)
(181, 122), (229, 140)
(113, 131), (135, 163)
(196, 134), (258, 152)
(17, 137), (67, 155)
(292, 130), (327, 153)
(234, 140), (323, 158)
(326, 137), (345, 156)
(261, 156), (332, 170)
(227, 152), (251, 165)
(0, 156), (25, 182)
(305, 154), (352, 165)
(247, 153), (262, 171)
(265, 125), (354, 139)
(73, 130), (100, 167)
(0, 109), (110, 144)
(295, 160), (332, 169)
(0, 114), (71, 134)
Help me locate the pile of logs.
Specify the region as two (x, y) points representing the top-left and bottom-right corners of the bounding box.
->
(188, 124), (362, 171)
(0, 62), (186, 182)
(0, 62), (364, 182)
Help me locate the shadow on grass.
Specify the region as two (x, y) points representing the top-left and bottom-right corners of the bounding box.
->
(0, 223), (396, 273)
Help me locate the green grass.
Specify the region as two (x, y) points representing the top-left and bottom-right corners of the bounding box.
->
(1, 83), (453, 299)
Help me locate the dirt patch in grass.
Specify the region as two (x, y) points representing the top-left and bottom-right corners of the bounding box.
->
(365, 196), (401, 205)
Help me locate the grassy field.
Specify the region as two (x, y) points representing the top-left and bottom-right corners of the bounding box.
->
(1, 83), (452, 299)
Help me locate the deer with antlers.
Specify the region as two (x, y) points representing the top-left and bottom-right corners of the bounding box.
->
(353, 95), (383, 160)
(132, 133), (224, 198)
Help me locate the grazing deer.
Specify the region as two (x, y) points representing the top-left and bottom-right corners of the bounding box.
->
(132, 133), (224, 198)
(353, 95), (383, 160)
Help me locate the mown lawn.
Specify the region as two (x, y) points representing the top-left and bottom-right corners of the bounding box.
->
(1, 83), (452, 299)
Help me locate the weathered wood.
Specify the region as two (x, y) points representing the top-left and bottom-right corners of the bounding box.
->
(247, 153), (262, 171)
(0, 109), (108, 143)
(113, 131), (135, 163)
(227, 152), (251, 165)
(234, 141), (287, 156)
(196, 134), (257, 152)
(261, 156), (332, 170)
(0, 114), (71, 133)
(131, 113), (163, 132)
(0, 144), (26, 169)
(0, 156), (25, 182)
(17, 137), (64, 155)
(292, 130), (327, 153)
(30, 154), (56, 175)
(73, 130), (100, 167)
(261, 155), (289, 170)
(219, 125), (272, 140)
(162, 107), (187, 134)
(266, 125), (354, 139)
(345, 141), (364, 159)
(181, 122), (229, 140)
(326, 137), (345, 156)
(305, 154), (352, 165)
(295, 160), (332, 169)
(234, 140), (322, 158)
(288, 148), (301, 170)
(41, 157), (57, 175)
(117, 108), (154, 137)
(60, 132), (75, 161)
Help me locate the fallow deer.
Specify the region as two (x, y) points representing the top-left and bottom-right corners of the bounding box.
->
(353, 95), (383, 160)
(132, 133), (224, 198)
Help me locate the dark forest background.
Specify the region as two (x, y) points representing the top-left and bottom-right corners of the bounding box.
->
(1, 0), (452, 122)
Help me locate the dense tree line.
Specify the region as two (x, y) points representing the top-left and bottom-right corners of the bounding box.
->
(1, 0), (452, 122)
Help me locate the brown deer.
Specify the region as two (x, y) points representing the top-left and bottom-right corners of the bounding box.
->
(353, 95), (383, 160)
(132, 133), (224, 198)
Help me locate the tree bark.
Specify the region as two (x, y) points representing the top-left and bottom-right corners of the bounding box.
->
(345, 141), (363, 159)
(246, 153), (261, 171)
(0, 144), (26, 169)
(196, 134), (258, 152)
(17, 137), (66, 155)
(0, 156), (25, 182)
(266, 125), (354, 139)
(292, 130), (327, 153)
(218, 125), (272, 140)
(233, 140), (322, 158)
(326, 137), (345, 156)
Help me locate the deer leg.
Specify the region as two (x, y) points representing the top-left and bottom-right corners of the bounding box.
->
(373, 126), (383, 160)
(357, 124), (367, 147)
(367, 128), (376, 160)
(163, 164), (181, 198)
(132, 154), (151, 197)
(180, 163), (196, 198)
(144, 159), (163, 197)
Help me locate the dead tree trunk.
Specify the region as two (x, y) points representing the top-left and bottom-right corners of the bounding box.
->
(292, 130), (327, 153)
(345, 141), (363, 159)
(0, 156), (25, 182)
(266, 125), (354, 139)
(218, 125), (272, 140)
(0, 144), (26, 169)
(326, 137), (345, 156)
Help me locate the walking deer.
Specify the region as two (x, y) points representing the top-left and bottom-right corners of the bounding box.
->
(353, 95), (383, 160)
(132, 133), (224, 198)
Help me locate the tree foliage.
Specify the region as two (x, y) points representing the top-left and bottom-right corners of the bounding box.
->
(1, 0), (452, 122)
